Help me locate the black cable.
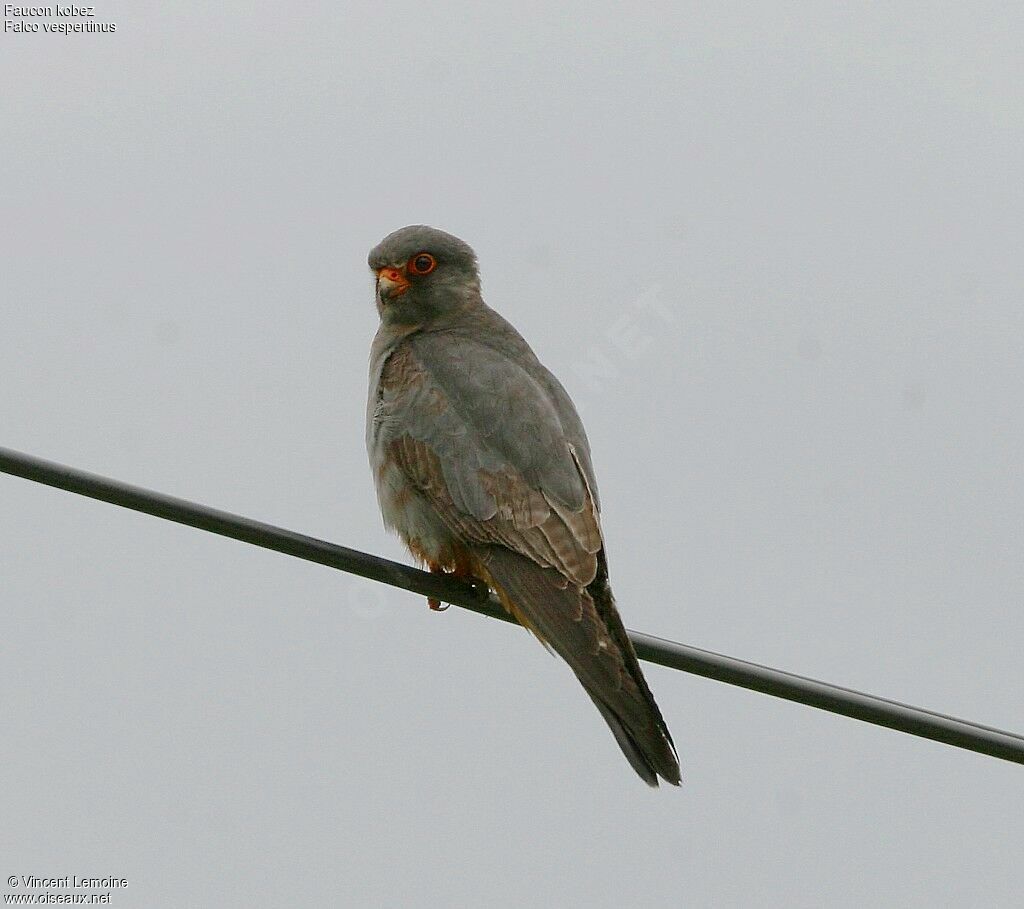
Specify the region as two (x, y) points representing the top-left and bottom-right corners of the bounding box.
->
(2, 445), (1022, 766)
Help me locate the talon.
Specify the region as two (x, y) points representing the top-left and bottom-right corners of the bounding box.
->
(426, 561), (453, 611)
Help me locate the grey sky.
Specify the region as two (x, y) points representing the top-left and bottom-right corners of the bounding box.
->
(2, 2), (1022, 906)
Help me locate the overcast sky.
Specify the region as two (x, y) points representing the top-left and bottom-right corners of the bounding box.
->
(2, 2), (1022, 906)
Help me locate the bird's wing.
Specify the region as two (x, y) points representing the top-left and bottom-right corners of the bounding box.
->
(376, 331), (679, 784)
(376, 331), (604, 586)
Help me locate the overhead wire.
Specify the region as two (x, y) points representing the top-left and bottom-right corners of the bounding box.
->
(2, 445), (1022, 766)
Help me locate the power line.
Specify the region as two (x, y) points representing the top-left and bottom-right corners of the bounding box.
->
(2, 444), (1022, 767)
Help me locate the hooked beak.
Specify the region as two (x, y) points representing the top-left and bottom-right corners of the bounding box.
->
(376, 266), (411, 301)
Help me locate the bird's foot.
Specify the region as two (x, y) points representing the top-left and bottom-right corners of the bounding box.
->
(425, 558), (489, 611)
(426, 562), (452, 611)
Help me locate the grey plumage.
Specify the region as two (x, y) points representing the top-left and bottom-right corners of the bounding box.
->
(365, 225), (680, 786)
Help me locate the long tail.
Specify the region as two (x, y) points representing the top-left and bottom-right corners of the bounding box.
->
(477, 545), (680, 786)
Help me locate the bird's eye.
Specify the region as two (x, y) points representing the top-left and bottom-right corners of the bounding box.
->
(408, 253), (437, 276)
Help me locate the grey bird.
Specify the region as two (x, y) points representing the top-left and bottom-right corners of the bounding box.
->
(365, 225), (680, 786)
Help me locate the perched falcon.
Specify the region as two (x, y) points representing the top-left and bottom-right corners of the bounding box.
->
(366, 225), (680, 786)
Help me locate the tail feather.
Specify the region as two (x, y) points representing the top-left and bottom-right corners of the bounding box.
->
(583, 686), (659, 786)
(477, 544), (680, 786)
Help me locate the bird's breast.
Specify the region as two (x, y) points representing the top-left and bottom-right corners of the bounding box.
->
(367, 338), (456, 565)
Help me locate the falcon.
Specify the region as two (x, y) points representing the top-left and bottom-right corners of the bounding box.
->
(365, 225), (680, 785)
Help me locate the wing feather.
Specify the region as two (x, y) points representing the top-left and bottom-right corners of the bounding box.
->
(378, 338), (602, 586)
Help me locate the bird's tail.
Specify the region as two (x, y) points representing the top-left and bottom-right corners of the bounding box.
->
(477, 545), (680, 786)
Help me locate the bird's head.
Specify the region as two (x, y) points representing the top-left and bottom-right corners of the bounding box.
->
(368, 225), (481, 326)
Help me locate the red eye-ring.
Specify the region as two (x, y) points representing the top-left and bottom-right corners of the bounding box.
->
(407, 252), (437, 276)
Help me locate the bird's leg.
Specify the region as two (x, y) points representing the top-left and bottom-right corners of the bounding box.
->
(426, 562), (450, 612)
